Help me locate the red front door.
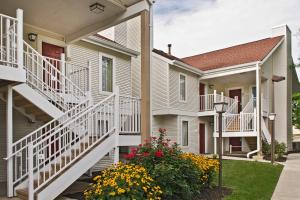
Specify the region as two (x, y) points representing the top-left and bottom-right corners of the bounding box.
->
(42, 42), (64, 91)
(229, 137), (242, 151)
(199, 83), (205, 111)
(199, 123), (205, 154)
(229, 89), (242, 113)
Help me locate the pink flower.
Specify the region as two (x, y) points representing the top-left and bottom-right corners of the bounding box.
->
(155, 150), (164, 158)
(130, 147), (138, 153)
(124, 152), (135, 160)
(142, 152), (150, 157)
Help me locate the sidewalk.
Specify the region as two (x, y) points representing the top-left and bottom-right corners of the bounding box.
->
(272, 153), (300, 200)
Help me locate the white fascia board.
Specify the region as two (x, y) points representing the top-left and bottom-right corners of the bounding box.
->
(66, 1), (149, 43)
(83, 37), (139, 57)
(153, 109), (198, 117)
(172, 60), (204, 76)
(201, 62), (258, 80)
(260, 37), (284, 65)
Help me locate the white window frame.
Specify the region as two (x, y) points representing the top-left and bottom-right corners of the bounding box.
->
(179, 73), (187, 103)
(99, 52), (116, 94)
(181, 120), (189, 147)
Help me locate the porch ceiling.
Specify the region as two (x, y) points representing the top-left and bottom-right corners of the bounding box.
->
(207, 71), (256, 86)
(0, 0), (144, 42)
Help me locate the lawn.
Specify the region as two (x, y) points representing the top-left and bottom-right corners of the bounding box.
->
(221, 160), (283, 200)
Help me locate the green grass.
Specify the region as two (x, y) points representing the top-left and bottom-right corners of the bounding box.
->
(220, 160), (283, 200)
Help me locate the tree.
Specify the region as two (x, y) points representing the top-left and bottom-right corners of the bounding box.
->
(292, 93), (300, 129)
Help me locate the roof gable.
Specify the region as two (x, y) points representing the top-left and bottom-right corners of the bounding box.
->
(182, 36), (284, 71)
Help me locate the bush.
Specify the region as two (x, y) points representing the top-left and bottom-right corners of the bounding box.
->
(84, 163), (162, 200)
(124, 128), (218, 200)
(262, 140), (286, 158)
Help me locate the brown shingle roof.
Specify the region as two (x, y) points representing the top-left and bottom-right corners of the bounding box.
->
(182, 36), (284, 71)
(152, 48), (184, 62)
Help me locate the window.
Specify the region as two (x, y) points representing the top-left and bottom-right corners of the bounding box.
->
(101, 56), (113, 92)
(179, 74), (186, 102)
(182, 121), (189, 146)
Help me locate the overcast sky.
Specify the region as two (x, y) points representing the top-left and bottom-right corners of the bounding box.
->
(153, 0), (300, 65)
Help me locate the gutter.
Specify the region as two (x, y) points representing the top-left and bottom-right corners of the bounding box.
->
(172, 60), (204, 76)
(82, 36), (140, 57)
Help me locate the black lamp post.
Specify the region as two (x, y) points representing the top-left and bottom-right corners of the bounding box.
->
(268, 113), (276, 164)
(214, 101), (228, 195)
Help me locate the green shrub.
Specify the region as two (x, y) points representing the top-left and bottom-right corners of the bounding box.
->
(262, 140), (286, 158)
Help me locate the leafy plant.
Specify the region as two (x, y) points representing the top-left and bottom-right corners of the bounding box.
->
(262, 140), (286, 158)
(84, 163), (162, 200)
(292, 93), (300, 129)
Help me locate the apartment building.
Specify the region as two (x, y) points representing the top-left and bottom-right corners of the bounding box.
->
(152, 25), (299, 157)
(0, 1), (153, 199)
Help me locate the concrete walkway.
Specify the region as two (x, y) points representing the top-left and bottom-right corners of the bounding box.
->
(272, 153), (300, 200)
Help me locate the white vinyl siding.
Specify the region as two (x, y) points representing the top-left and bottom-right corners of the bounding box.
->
(69, 41), (132, 103)
(179, 74), (186, 102)
(152, 115), (178, 141)
(182, 121), (189, 146)
(169, 66), (199, 112)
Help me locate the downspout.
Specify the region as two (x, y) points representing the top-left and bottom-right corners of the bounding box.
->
(247, 62), (261, 158)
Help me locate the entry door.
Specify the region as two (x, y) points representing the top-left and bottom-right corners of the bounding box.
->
(42, 42), (64, 91)
(229, 137), (242, 151)
(199, 123), (205, 154)
(199, 83), (205, 111)
(229, 89), (242, 112)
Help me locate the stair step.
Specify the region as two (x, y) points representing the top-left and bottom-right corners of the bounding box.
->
(16, 188), (37, 200)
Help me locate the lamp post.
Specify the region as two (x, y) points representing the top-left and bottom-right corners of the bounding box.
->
(268, 113), (276, 164)
(214, 101), (228, 195)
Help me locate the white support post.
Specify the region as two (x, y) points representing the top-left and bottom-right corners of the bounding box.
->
(240, 112), (243, 132)
(16, 9), (23, 68)
(114, 86), (120, 164)
(28, 143), (34, 200)
(213, 90), (217, 103)
(88, 60), (92, 99)
(256, 63), (261, 155)
(221, 92), (224, 101)
(214, 137), (217, 154)
(6, 85), (13, 197)
(5, 18), (10, 66)
(61, 53), (66, 95)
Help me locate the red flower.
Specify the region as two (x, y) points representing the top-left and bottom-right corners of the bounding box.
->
(124, 152), (135, 160)
(130, 147), (138, 153)
(142, 152), (150, 157)
(155, 150), (164, 158)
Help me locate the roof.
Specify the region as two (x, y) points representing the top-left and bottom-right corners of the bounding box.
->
(182, 36), (284, 71)
(152, 48), (184, 62)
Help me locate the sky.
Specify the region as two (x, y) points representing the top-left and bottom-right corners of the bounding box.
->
(153, 0), (300, 66)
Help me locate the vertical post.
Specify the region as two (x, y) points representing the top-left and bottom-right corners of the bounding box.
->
(6, 85), (13, 197)
(271, 81), (275, 164)
(221, 92), (224, 101)
(61, 53), (66, 95)
(214, 90), (217, 103)
(256, 63), (262, 156)
(214, 137), (217, 154)
(88, 60), (92, 99)
(16, 9), (23, 68)
(114, 86), (120, 164)
(28, 143), (34, 200)
(140, 10), (151, 143)
(5, 18), (10, 65)
(218, 112), (223, 195)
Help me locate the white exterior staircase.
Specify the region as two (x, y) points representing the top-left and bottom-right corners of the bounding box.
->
(1, 11), (141, 200)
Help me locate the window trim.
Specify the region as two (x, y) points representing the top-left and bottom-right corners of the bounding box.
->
(178, 73), (187, 103)
(181, 120), (189, 147)
(99, 52), (116, 94)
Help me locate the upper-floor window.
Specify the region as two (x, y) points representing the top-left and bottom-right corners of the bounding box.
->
(182, 120), (189, 146)
(100, 55), (114, 93)
(179, 74), (186, 102)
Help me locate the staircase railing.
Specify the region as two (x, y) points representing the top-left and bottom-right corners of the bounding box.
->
(119, 95), (141, 134)
(242, 97), (255, 113)
(23, 41), (86, 111)
(0, 12), (19, 68)
(8, 99), (90, 186)
(28, 93), (116, 198)
(261, 117), (271, 143)
(66, 62), (90, 94)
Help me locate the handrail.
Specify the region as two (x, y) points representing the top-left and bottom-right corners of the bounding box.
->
(30, 94), (116, 194)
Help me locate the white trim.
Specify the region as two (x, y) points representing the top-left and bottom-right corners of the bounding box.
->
(153, 109), (198, 117)
(178, 73), (187, 103)
(260, 37), (284, 65)
(83, 37), (139, 57)
(99, 52), (116, 95)
(172, 60), (204, 75)
(37, 35), (66, 56)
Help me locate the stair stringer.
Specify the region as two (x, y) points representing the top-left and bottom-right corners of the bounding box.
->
(36, 132), (116, 200)
(13, 83), (63, 118)
(261, 117), (271, 144)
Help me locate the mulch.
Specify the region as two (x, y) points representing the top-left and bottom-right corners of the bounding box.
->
(194, 187), (232, 200)
(263, 155), (287, 162)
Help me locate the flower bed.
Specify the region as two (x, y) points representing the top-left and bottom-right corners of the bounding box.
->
(85, 129), (219, 200)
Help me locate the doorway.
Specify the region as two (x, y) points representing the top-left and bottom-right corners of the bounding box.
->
(229, 137), (242, 151)
(199, 83), (205, 111)
(229, 88), (242, 112)
(42, 42), (64, 91)
(199, 123), (205, 154)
